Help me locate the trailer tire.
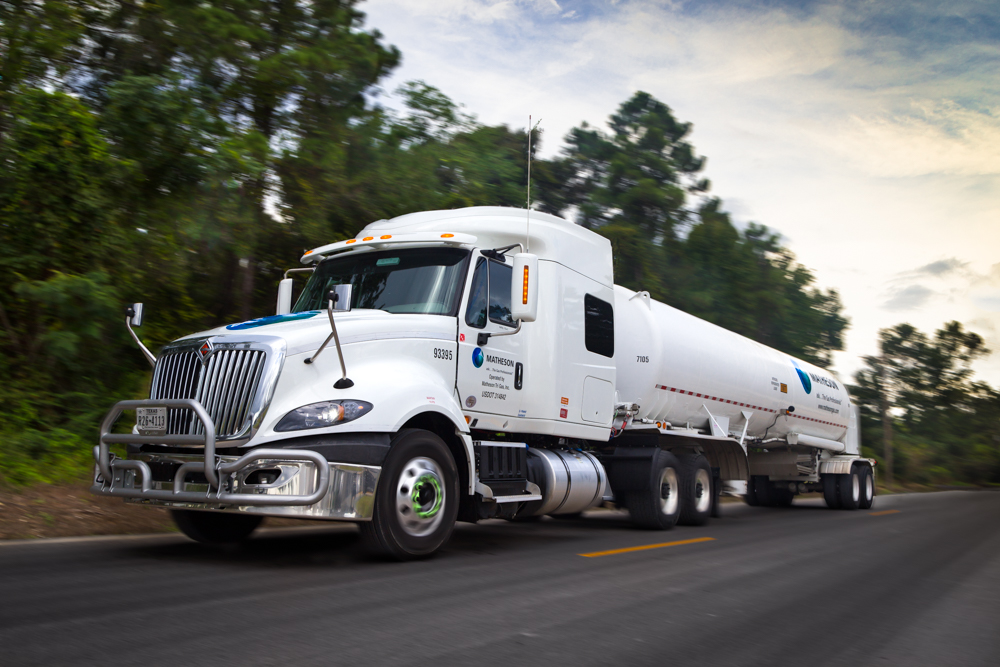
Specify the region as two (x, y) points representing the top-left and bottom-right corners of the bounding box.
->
(625, 450), (681, 530)
(360, 429), (459, 560)
(838, 469), (861, 510)
(770, 485), (794, 507)
(858, 465), (875, 510)
(752, 475), (773, 507)
(710, 470), (722, 518)
(823, 474), (841, 509)
(170, 510), (262, 545)
(677, 453), (713, 526)
(744, 476), (760, 506)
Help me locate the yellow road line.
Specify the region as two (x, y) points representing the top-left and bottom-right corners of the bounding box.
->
(580, 536), (715, 558)
(869, 509), (900, 516)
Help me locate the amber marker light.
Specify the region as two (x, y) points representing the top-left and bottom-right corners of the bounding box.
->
(522, 265), (530, 305)
(304, 250), (313, 255)
(362, 236), (374, 241)
(346, 239), (357, 244)
(440, 233), (454, 238)
(380, 235), (392, 239)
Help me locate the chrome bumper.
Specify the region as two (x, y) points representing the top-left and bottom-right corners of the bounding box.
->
(92, 398), (380, 520)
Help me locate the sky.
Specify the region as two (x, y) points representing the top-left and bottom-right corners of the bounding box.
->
(360, 0), (1000, 385)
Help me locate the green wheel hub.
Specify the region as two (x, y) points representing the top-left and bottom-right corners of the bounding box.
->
(411, 474), (443, 518)
(395, 456), (448, 537)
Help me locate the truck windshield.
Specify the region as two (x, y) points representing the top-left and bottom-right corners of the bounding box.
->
(293, 247), (471, 316)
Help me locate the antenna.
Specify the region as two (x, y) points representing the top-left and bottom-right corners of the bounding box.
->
(525, 116), (541, 252)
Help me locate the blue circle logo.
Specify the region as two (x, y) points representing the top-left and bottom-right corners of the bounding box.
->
(472, 347), (484, 368)
(791, 360), (812, 394)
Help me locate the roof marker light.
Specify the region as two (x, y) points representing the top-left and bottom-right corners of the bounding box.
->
(304, 250), (313, 255)
(440, 233), (454, 238)
(380, 235), (392, 239)
(346, 239), (357, 244)
(362, 236), (374, 241)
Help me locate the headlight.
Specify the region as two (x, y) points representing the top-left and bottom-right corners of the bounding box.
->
(274, 400), (373, 432)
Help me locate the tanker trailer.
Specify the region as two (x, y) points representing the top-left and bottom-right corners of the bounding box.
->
(610, 285), (875, 519)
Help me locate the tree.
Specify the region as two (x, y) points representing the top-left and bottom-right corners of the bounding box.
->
(81, 0), (401, 319)
(850, 321), (998, 485)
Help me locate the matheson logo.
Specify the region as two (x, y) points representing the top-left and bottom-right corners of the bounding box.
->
(472, 347), (485, 368)
(486, 354), (514, 367)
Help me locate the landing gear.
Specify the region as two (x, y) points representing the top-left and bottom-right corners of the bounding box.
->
(360, 429), (459, 560)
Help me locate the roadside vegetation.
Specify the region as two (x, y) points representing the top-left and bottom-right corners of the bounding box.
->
(1, 0), (996, 497)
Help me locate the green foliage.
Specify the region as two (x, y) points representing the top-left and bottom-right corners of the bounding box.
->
(850, 322), (1000, 486)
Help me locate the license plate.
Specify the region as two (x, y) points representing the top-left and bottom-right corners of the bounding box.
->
(136, 407), (167, 436)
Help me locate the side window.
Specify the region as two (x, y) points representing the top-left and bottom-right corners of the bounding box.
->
(584, 294), (614, 358)
(488, 260), (515, 327)
(465, 258), (488, 328)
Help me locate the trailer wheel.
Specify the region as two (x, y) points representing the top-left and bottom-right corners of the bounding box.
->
(360, 429), (459, 560)
(677, 453), (713, 526)
(626, 450), (681, 530)
(170, 510), (262, 545)
(822, 474), (841, 509)
(838, 468), (861, 510)
(858, 465), (875, 510)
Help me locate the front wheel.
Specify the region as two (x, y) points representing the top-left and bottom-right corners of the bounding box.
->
(360, 429), (459, 560)
(171, 510), (262, 545)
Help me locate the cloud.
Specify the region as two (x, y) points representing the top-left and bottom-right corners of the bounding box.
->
(915, 258), (968, 276)
(882, 284), (935, 311)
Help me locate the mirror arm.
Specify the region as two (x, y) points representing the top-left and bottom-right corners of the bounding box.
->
(126, 316), (157, 368)
(304, 292), (354, 389)
(283, 267), (315, 279)
(477, 319), (521, 347)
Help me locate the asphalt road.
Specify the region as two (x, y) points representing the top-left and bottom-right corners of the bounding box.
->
(2, 490), (998, 666)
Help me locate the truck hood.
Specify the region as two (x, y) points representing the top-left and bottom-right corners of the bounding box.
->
(175, 310), (456, 356)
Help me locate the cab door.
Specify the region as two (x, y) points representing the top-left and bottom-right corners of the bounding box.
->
(456, 252), (525, 421)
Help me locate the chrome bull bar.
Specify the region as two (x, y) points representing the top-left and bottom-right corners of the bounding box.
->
(95, 398), (330, 507)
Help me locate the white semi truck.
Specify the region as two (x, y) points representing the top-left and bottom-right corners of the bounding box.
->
(95, 207), (875, 558)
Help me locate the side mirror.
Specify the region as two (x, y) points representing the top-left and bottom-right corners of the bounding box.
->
(276, 278), (293, 315)
(510, 253), (538, 322)
(127, 303), (144, 327)
(327, 284), (352, 312)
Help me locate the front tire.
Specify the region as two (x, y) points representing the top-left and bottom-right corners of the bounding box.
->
(360, 429), (459, 560)
(171, 510), (262, 545)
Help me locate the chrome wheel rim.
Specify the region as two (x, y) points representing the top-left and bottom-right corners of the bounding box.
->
(694, 468), (712, 514)
(863, 473), (874, 502)
(850, 474), (860, 502)
(396, 457), (446, 537)
(659, 467), (679, 516)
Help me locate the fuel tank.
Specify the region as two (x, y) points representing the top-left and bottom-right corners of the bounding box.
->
(613, 285), (850, 442)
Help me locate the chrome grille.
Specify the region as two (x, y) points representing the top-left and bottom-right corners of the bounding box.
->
(150, 347), (268, 439)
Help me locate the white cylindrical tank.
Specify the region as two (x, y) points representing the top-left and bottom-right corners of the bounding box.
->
(614, 285), (851, 442)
